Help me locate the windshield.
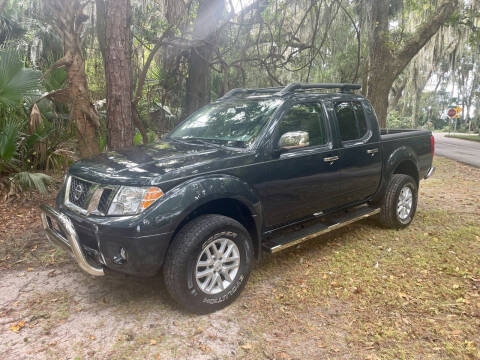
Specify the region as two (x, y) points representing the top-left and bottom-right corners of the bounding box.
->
(168, 98), (283, 148)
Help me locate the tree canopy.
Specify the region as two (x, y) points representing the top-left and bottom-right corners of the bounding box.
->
(0, 0), (479, 193)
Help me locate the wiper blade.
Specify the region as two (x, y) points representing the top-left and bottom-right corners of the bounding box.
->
(171, 137), (222, 148)
(196, 137), (247, 148)
(172, 137), (245, 149)
(192, 138), (225, 149)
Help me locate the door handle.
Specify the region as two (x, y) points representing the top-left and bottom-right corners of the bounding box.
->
(366, 148), (379, 155)
(323, 155), (339, 163)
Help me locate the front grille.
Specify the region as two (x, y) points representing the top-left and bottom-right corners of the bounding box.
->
(68, 177), (92, 209)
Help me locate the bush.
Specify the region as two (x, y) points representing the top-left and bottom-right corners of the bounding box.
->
(386, 110), (413, 129)
(0, 49), (52, 195)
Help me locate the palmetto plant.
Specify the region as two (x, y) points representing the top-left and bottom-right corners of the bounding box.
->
(0, 116), (23, 173)
(0, 13), (25, 46)
(0, 50), (40, 106)
(0, 49), (52, 195)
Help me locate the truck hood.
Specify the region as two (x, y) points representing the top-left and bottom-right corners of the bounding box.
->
(68, 139), (251, 187)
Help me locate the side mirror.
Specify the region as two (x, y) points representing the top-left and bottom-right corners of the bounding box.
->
(278, 131), (309, 150)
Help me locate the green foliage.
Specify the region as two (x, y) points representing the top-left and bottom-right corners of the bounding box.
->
(10, 171), (51, 194)
(0, 117), (52, 194)
(1, 0), (477, 160)
(133, 132), (142, 146)
(0, 14), (25, 45)
(386, 110), (413, 129)
(446, 134), (480, 142)
(43, 67), (67, 92)
(0, 49), (40, 107)
(0, 49), (55, 195)
(133, 130), (157, 146)
(0, 118), (22, 168)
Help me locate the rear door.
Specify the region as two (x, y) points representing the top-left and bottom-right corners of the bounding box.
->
(332, 100), (382, 204)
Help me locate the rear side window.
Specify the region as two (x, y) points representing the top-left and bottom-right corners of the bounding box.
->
(334, 101), (368, 142)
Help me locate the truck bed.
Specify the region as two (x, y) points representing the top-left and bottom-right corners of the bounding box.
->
(380, 128), (428, 137)
(379, 128), (433, 180)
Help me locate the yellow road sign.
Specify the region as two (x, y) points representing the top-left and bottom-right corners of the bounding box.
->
(454, 106), (462, 113)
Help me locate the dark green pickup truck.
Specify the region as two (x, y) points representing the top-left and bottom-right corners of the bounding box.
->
(40, 83), (435, 313)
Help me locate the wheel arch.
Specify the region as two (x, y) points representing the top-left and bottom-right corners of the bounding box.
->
(173, 197), (260, 258)
(386, 146), (420, 184)
(153, 174), (263, 260)
(371, 146), (420, 204)
(392, 159), (419, 184)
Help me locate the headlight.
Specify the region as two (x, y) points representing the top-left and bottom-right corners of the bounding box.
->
(107, 186), (164, 215)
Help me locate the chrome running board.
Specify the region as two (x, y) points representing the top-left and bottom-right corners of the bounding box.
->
(263, 206), (380, 254)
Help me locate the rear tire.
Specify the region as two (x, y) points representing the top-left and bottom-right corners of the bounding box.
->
(377, 174), (418, 229)
(163, 215), (253, 314)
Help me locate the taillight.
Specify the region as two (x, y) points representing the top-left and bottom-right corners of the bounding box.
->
(430, 135), (435, 158)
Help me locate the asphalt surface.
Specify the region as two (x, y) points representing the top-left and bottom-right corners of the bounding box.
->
(434, 132), (480, 167)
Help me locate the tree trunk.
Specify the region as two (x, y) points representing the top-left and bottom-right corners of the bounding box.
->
(185, 46), (211, 118)
(367, 76), (395, 129)
(184, 0), (224, 118)
(365, 0), (394, 128)
(95, 0), (107, 63)
(412, 65), (433, 128)
(412, 89), (422, 128)
(68, 49), (101, 157)
(105, 0), (134, 150)
(366, 0), (457, 128)
(389, 76), (408, 111)
(44, 0), (100, 158)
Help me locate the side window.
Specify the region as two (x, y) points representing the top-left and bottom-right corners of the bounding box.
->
(278, 103), (327, 147)
(352, 102), (368, 135)
(334, 101), (368, 142)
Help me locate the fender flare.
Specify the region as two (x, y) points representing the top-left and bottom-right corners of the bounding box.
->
(372, 146), (419, 203)
(147, 174), (263, 249)
(385, 146), (420, 182)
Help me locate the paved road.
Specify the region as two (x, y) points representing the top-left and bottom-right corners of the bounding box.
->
(434, 132), (480, 167)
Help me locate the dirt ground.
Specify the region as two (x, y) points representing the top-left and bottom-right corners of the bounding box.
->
(1, 156), (479, 360)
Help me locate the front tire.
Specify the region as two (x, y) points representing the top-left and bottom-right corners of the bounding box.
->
(163, 215), (253, 314)
(377, 174), (418, 229)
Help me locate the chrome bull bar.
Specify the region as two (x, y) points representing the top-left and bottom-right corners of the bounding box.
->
(39, 204), (104, 276)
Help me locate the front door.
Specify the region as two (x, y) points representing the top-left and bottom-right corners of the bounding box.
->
(255, 102), (343, 229)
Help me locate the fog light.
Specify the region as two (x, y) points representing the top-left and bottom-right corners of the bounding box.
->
(113, 247), (127, 265)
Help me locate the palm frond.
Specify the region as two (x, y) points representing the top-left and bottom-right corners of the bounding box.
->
(0, 15), (25, 45)
(11, 171), (51, 193)
(0, 49), (41, 107)
(44, 67), (67, 92)
(0, 117), (22, 163)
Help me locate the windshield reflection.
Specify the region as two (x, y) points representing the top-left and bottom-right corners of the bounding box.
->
(169, 98), (283, 148)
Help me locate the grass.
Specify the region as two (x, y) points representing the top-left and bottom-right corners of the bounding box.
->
(236, 156), (480, 359)
(445, 134), (480, 143)
(93, 156), (479, 359)
(2, 156), (479, 359)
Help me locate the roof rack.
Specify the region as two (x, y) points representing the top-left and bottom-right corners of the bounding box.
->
(276, 82), (361, 96)
(217, 82), (361, 101)
(218, 87), (283, 100)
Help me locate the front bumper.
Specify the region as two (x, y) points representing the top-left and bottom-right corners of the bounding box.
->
(40, 204), (105, 276)
(40, 204), (173, 277)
